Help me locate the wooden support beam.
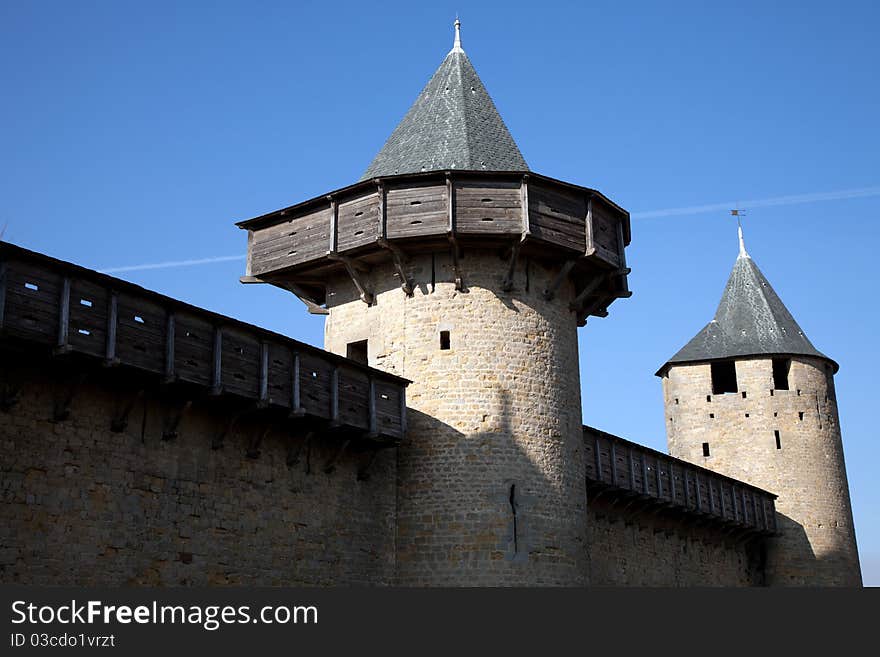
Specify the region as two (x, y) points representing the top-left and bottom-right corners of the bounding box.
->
(323, 438), (351, 474)
(542, 260), (576, 301)
(327, 195), (338, 253)
(258, 341), (269, 407)
(669, 461), (677, 503)
(520, 174), (530, 236)
(708, 479), (716, 515)
(212, 408), (248, 450)
(241, 276), (329, 316)
(327, 253), (373, 305)
(376, 180), (387, 239)
(105, 292), (119, 366)
(110, 388), (144, 432)
(162, 399), (192, 441)
(683, 468), (691, 508)
(357, 448), (380, 482)
(0, 381), (22, 412)
(500, 237), (523, 292)
(655, 456), (663, 499)
(569, 273), (607, 312)
(211, 327), (223, 395)
(584, 194), (594, 255)
(593, 434), (602, 483)
(695, 471), (703, 513)
(246, 424), (271, 459)
(368, 377), (378, 438)
(378, 239), (413, 296)
(719, 482), (727, 520)
(615, 219), (630, 297)
(627, 448), (636, 491)
(399, 386), (407, 437)
(56, 276), (71, 352)
(641, 452), (649, 495)
(446, 173), (464, 291)
(163, 312), (175, 381)
(52, 371), (86, 423)
(329, 366), (340, 427)
(732, 485), (739, 523)
(290, 351), (304, 417)
(609, 439), (618, 487)
(286, 430), (314, 468)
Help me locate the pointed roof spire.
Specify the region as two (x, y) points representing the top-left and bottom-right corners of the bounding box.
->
(360, 20), (528, 180)
(452, 17), (463, 53)
(738, 223), (748, 258)
(658, 240), (837, 374)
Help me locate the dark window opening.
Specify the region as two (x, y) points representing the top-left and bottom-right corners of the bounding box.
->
(773, 358), (790, 390)
(745, 413), (750, 418)
(711, 361), (738, 394)
(741, 391), (747, 399)
(706, 395), (711, 402)
(440, 330), (451, 350)
(798, 411), (804, 421)
(346, 340), (368, 365)
(775, 430), (782, 450)
(702, 442), (710, 457)
(709, 413), (715, 419)
(674, 398), (679, 405)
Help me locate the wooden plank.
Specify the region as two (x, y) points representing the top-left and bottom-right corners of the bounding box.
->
(609, 439), (618, 487)
(328, 196), (338, 253)
(291, 350), (303, 414)
(106, 292), (118, 363)
(212, 327), (222, 394)
(330, 365), (339, 426)
(164, 313), (175, 379)
(368, 376), (377, 436)
(259, 341), (269, 405)
(57, 276), (71, 349)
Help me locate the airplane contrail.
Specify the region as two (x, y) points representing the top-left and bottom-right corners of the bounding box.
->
(95, 185), (880, 273)
(99, 254), (245, 274)
(631, 185), (880, 219)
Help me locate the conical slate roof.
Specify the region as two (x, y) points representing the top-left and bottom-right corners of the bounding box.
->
(360, 21), (527, 180)
(659, 231), (837, 374)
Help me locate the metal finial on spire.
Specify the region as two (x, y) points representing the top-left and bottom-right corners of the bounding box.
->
(451, 18), (463, 53)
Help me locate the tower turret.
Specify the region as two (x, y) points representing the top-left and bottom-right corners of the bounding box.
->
(657, 227), (861, 586)
(237, 21), (631, 585)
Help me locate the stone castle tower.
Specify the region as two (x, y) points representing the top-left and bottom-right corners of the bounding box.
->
(657, 227), (862, 586)
(238, 21), (631, 585)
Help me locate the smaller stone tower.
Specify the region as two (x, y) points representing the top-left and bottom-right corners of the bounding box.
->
(657, 227), (861, 586)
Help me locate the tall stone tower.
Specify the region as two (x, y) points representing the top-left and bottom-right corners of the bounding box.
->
(657, 228), (861, 586)
(237, 21), (631, 585)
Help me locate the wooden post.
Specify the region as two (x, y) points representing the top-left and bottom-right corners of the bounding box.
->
(258, 341), (269, 406)
(655, 456), (662, 499)
(105, 292), (118, 364)
(211, 327), (222, 395)
(669, 460), (677, 503)
(593, 434), (602, 481)
(584, 193), (594, 255)
(641, 452), (649, 495)
(520, 174), (530, 235)
(164, 312), (175, 380)
(290, 351), (303, 416)
(328, 195), (338, 253)
(376, 180), (386, 239)
(330, 366), (339, 427)
(732, 485), (739, 523)
(57, 277), (71, 349)
(683, 469), (691, 508)
(399, 385), (407, 437)
(708, 478), (715, 515)
(627, 448), (635, 491)
(609, 439), (618, 487)
(694, 471), (702, 512)
(368, 376), (378, 438)
(719, 482), (727, 519)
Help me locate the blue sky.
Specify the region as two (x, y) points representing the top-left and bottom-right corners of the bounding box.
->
(2, 1), (878, 584)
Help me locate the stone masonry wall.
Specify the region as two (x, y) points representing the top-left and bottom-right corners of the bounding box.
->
(0, 361), (396, 585)
(588, 507), (763, 586)
(324, 250), (588, 586)
(662, 356), (861, 586)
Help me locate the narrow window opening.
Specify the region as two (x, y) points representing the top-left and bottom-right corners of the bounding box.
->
(346, 340), (369, 365)
(674, 398), (679, 405)
(706, 395), (711, 402)
(772, 358), (791, 390)
(741, 391), (747, 399)
(711, 361), (738, 394)
(508, 484), (518, 554)
(134, 315), (145, 324)
(702, 442), (710, 457)
(773, 412), (778, 417)
(775, 431), (782, 450)
(745, 413), (750, 418)
(79, 298), (92, 307)
(798, 411), (804, 421)
(24, 282), (39, 291)
(440, 330), (450, 350)
(709, 413), (714, 419)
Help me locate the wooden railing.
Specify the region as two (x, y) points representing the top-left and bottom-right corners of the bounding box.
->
(584, 426), (777, 534)
(0, 241), (408, 442)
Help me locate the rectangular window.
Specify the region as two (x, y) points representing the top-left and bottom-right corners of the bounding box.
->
(773, 358), (790, 390)
(702, 442), (711, 457)
(711, 361), (738, 394)
(346, 340), (368, 365)
(774, 430), (782, 450)
(440, 330), (451, 350)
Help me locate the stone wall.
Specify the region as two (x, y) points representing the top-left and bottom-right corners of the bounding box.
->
(587, 506), (763, 586)
(324, 250), (588, 586)
(662, 356), (861, 586)
(0, 360), (396, 585)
